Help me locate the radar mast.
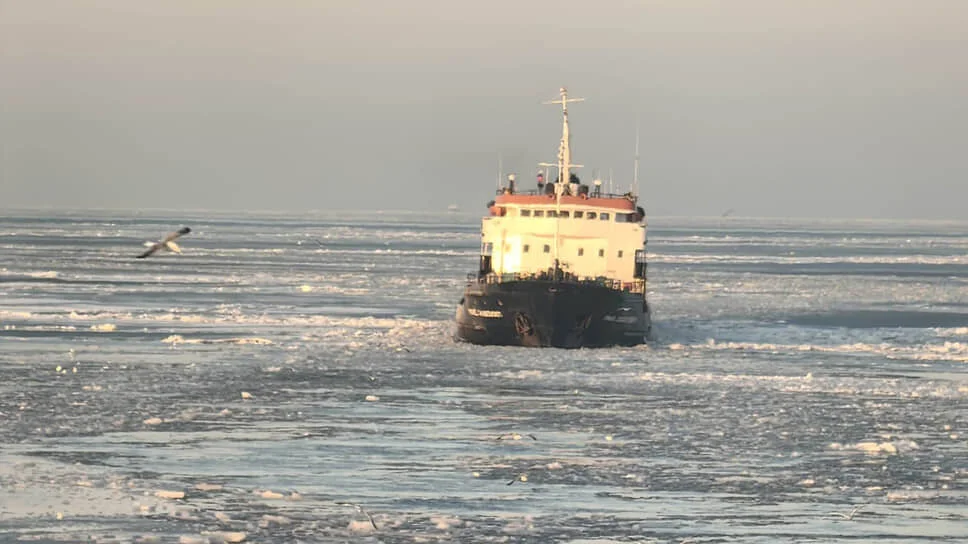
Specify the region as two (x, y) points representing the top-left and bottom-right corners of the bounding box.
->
(544, 87), (585, 194)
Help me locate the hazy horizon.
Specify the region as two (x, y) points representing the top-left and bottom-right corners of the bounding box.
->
(2, 1), (966, 220)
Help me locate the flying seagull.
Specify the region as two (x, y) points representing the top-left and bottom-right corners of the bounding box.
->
(335, 502), (378, 530)
(137, 227), (191, 259)
(828, 504), (865, 520)
(496, 433), (538, 441)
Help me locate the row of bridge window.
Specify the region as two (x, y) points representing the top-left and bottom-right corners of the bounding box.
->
(519, 209), (633, 222)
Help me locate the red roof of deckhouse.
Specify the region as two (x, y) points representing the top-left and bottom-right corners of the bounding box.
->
(494, 193), (635, 211)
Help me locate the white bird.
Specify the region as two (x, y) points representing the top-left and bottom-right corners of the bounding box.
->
(335, 502), (377, 530)
(136, 227), (191, 259)
(828, 504), (865, 520)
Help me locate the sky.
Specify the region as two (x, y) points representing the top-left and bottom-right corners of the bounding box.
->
(1, 0), (966, 219)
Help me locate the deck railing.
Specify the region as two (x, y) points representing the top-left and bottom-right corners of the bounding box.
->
(495, 188), (635, 200)
(467, 272), (645, 294)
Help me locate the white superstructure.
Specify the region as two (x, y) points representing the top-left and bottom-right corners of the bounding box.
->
(482, 88), (646, 285)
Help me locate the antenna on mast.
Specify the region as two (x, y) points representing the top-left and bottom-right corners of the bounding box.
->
(497, 153), (503, 190)
(543, 87), (584, 193)
(633, 118), (640, 197)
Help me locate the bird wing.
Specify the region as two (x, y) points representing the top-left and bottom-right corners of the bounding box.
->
(162, 227), (191, 243)
(137, 242), (162, 259)
(165, 241), (181, 253)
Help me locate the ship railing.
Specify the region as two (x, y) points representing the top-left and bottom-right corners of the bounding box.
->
(496, 188), (636, 200)
(475, 272), (645, 293)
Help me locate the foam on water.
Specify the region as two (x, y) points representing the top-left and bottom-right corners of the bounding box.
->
(651, 253), (968, 265)
(671, 339), (968, 363)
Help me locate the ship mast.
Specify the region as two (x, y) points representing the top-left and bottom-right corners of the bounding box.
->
(544, 87), (584, 276)
(544, 87), (584, 192)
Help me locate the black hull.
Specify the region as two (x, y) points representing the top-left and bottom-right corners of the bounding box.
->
(455, 280), (651, 348)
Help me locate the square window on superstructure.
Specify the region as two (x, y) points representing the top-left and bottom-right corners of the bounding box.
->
(578, 248), (584, 256)
(598, 249), (604, 257)
(548, 210), (557, 217)
(618, 250), (624, 258)
(523, 244), (530, 252)
(534, 210), (545, 217)
(543, 245), (551, 253)
(615, 213), (629, 222)
(587, 212), (597, 219)
(573, 211), (584, 218)
(559, 211), (570, 218)
(520, 209), (531, 217)
(600, 212), (610, 221)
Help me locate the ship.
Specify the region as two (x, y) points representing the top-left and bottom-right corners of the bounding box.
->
(455, 87), (652, 348)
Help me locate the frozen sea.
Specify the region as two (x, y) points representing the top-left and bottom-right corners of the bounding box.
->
(0, 209), (966, 543)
